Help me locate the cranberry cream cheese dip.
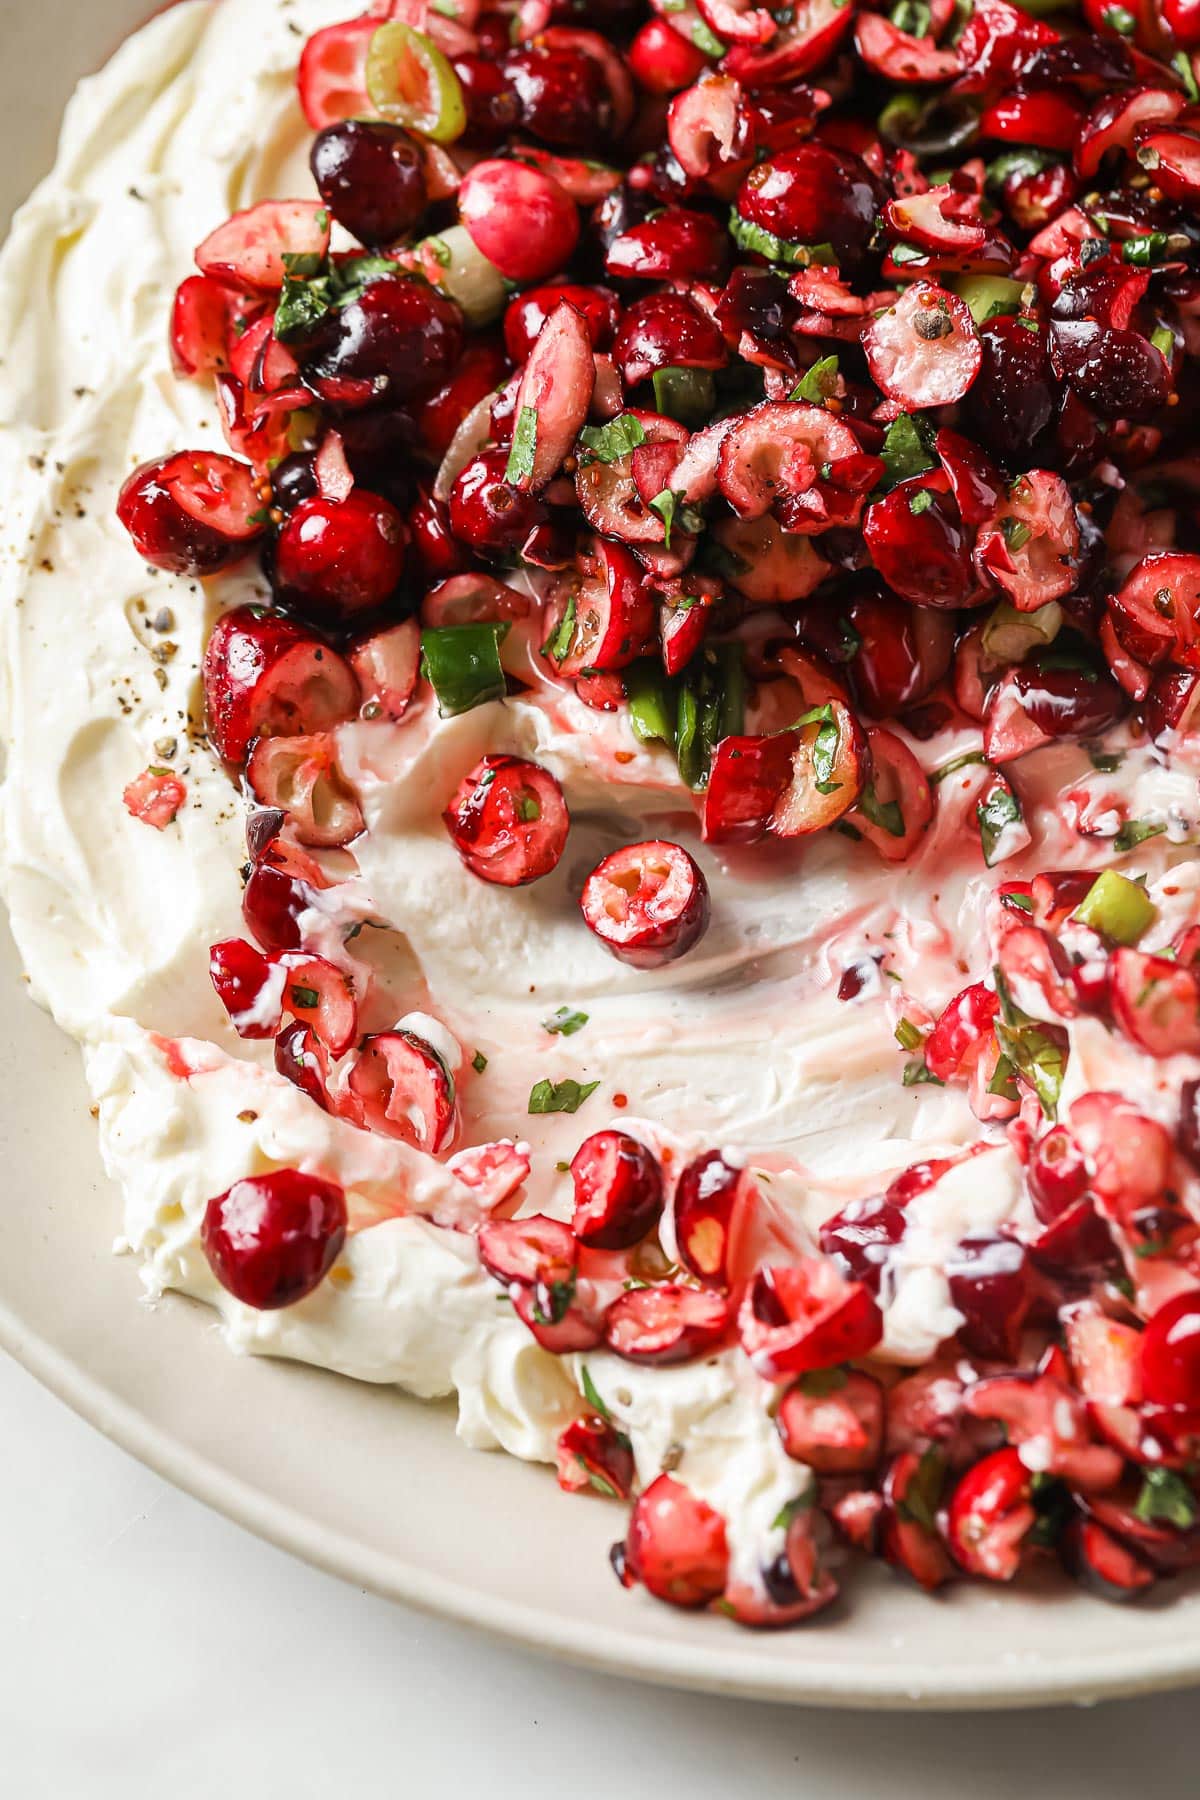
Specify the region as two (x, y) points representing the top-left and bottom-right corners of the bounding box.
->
(1, 0), (1199, 1623)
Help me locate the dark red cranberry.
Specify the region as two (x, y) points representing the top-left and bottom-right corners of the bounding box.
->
(818, 1194), (907, 1295)
(735, 145), (883, 270)
(1008, 659), (1127, 741)
(449, 448), (546, 557)
(202, 605), (360, 765)
(245, 807), (284, 860)
(303, 276), (463, 407)
(503, 282), (620, 363)
(201, 1169), (347, 1310)
(273, 491), (405, 625)
(570, 1130), (664, 1250)
(862, 480), (977, 609)
(1027, 1123), (1090, 1222)
(452, 55), (522, 148)
(271, 451), (318, 513)
(242, 854), (314, 954)
(473, 10), (512, 58)
(797, 585), (953, 718)
(1180, 1079), (1200, 1168)
(504, 46), (612, 147)
(963, 316), (1059, 466)
(408, 487), (467, 581)
(945, 1233), (1032, 1361)
(310, 120), (426, 247)
(117, 451), (264, 576)
(1049, 320), (1171, 421)
(443, 754), (569, 886)
(611, 291), (726, 388)
(1061, 1516), (1156, 1603)
(1140, 1291), (1200, 1409)
(275, 1020), (334, 1113)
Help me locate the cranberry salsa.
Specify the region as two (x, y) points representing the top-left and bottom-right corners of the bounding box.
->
(111, 0), (1200, 1625)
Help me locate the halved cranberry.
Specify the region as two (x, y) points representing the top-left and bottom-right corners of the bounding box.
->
(1049, 320), (1170, 421)
(1111, 552), (1200, 666)
(117, 452), (264, 577)
(739, 1260), (883, 1382)
(702, 732), (795, 845)
(975, 471), (1080, 612)
(304, 276), (464, 407)
(1110, 948), (1200, 1059)
(422, 573), (531, 630)
(444, 755), (569, 887)
(819, 1193), (907, 1295)
(274, 491), (406, 626)
(209, 939), (281, 1039)
(570, 1130), (664, 1249)
(924, 983), (1000, 1083)
(856, 10), (962, 83)
(619, 1475), (729, 1608)
(196, 200), (331, 294)
(349, 617), (421, 722)
(769, 702), (868, 837)
(201, 1170), (347, 1310)
(1061, 1516), (1156, 1602)
(310, 119), (426, 246)
(458, 159), (580, 283)
(478, 1212), (577, 1301)
(580, 840), (710, 970)
(673, 1149), (752, 1287)
(556, 1415), (635, 1499)
(202, 605), (359, 766)
(446, 1139), (530, 1215)
(604, 1284), (731, 1364)
(776, 1370), (884, 1473)
(712, 511), (830, 604)
(1140, 1291), (1200, 1410)
(983, 660), (1126, 762)
(297, 17), (375, 129)
(513, 1284), (604, 1353)
(450, 448), (547, 557)
(508, 301), (596, 494)
(830, 1488), (883, 1551)
(849, 727), (933, 862)
(575, 413), (688, 548)
(946, 1448), (1035, 1582)
(241, 840), (327, 955)
(275, 951), (358, 1056)
(347, 1029), (457, 1152)
(946, 1233), (1032, 1361)
(247, 734), (364, 849)
(735, 144), (882, 270)
(964, 1367), (1123, 1491)
(716, 400), (862, 524)
(1069, 1092), (1174, 1222)
(1027, 1122), (1091, 1221)
(1135, 127), (1200, 207)
(996, 922), (1077, 1024)
(1030, 1198), (1120, 1282)
(275, 1020), (335, 1114)
(864, 283), (982, 409)
(723, 0), (854, 84)
(862, 478), (977, 610)
(880, 1450), (954, 1590)
(808, 588), (954, 719)
(170, 274), (238, 379)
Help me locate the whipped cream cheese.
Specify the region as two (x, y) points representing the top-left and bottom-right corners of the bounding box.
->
(2, 0), (1198, 1591)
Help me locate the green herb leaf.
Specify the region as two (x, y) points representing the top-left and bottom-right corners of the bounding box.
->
(895, 1017), (924, 1052)
(993, 966), (1065, 1119)
(691, 16), (727, 54)
(789, 354), (840, 406)
(505, 405), (538, 486)
(931, 749), (986, 784)
(879, 412), (936, 489)
(471, 1049), (488, 1074)
(528, 1077), (601, 1115)
(1000, 515), (1033, 553)
(580, 1365), (610, 1421)
(890, 0), (932, 36)
(544, 1006), (589, 1037)
(652, 365), (715, 427)
(1173, 48), (1200, 102)
(770, 1491), (816, 1532)
(1114, 818), (1167, 853)
(728, 207), (836, 268)
(903, 1058), (943, 1087)
(288, 984), (320, 1011)
(420, 623), (509, 717)
(977, 773), (1024, 868)
(1134, 1467), (1198, 1531)
(541, 594), (577, 667)
(897, 1447), (945, 1533)
(1102, 2), (1136, 29)
(578, 413), (647, 464)
(858, 782), (905, 838)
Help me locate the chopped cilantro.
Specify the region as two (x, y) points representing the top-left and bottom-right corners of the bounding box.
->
(578, 413), (646, 463)
(528, 1077), (601, 1115)
(1134, 1468), (1198, 1531)
(544, 1006), (589, 1037)
(789, 354), (840, 406)
(505, 405), (538, 486)
(471, 1050), (488, 1074)
(1114, 818), (1167, 853)
(879, 413), (936, 489)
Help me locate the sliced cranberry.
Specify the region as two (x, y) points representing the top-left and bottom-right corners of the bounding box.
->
(880, 1450), (954, 1590)
(1067, 1311), (1143, 1409)
(1027, 1122), (1091, 1221)
(202, 605), (359, 766)
(422, 573), (531, 630)
(349, 617), (421, 723)
(735, 145), (882, 271)
(619, 1474), (729, 1608)
(724, 0), (853, 83)
(570, 1130), (664, 1250)
(862, 478), (977, 610)
(508, 302), (596, 495)
(304, 275), (463, 407)
(946, 1448), (1035, 1582)
(123, 767), (186, 830)
(924, 983), (1000, 1083)
(1069, 1092), (1174, 1223)
(201, 1170), (347, 1310)
(1080, 1485), (1200, 1573)
(347, 1030), (457, 1152)
(209, 939), (282, 1040)
(964, 1367), (1123, 1492)
(458, 159), (579, 284)
(702, 732), (795, 845)
(975, 471), (1080, 612)
(556, 1415), (635, 1500)
(443, 754), (569, 887)
(247, 734), (364, 849)
(241, 840), (327, 955)
(996, 922), (1077, 1024)
(830, 1488), (883, 1552)
(1030, 1197), (1120, 1282)
(946, 1233), (1032, 1362)
(117, 452), (264, 577)
(769, 702), (868, 837)
(445, 1140), (530, 1215)
(580, 840), (710, 970)
(984, 660), (1126, 762)
(819, 1193), (907, 1295)
(604, 1284), (731, 1364)
(575, 413), (688, 549)
(478, 1212), (577, 1299)
(716, 400), (862, 523)
(450, 449), (547, 558)
(1140, 1291), (1200, 1410)
(1049, 319), (1170, 421)
(275, 1020), (335, 1114)
(274, 491), (406, 626)
(196, 200), (330, 294)
(297, 18), (375, 129)
(504, 285), (619, 367)
(811, 588), (953, 719)
(170, 274), (238, 379)
(673, 1149), (752, 1287)
(1111, 552), (1200, 667)
(864, 283), (982, 409)
(276, 952), (358, 1057)
(849, 727), (933, 862)
(1061, 1516), (1156, 1602)
(627, 18), (710, 95)
(776, 1370), (884, 1474)
(739, 1260), (883, 1383)
(1109, 948), (1200, 1059)
(310, 119), (426, 246)
(856, 10), (962, 82)
(512, 1285), (604, 1353)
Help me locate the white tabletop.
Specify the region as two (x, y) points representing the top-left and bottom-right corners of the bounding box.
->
(0, 1351), (1193, 1800)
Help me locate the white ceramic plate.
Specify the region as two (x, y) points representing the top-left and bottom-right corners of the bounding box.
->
(3, 0), (1199, 1711)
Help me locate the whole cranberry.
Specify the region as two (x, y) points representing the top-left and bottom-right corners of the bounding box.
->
(735, 145), (883, 270)
(963, 316), (1059, 465)
(627, 17), (709, 94)
(408, 487), (468, 580)
(819, 1194), (906, 1295)
(1140, 1290), (1200, 1408)
(271, 451), (318, 513)
(458, 160), (580, 285)
(503, 282), (621, 363)
(504, 46), (612, 147)
(1050, 320), (1171, 421)
(310, 120), (427, 246)
(1009, 660), (1126, 740)
(303, 276), (463, 407)
(611, 290), (726, 387)
(571, 1130), (664, 1250)
(473, 11), (512, 58)
(274, 491), (406, 624)
(449, 449), (546, 557)
(452, 55), (522, 148)
(201, 1170), (347, 1310)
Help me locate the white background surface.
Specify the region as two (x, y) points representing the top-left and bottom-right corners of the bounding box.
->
(1, 1354), (1195, 1800)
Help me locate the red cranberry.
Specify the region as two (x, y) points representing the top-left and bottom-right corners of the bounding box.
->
(862, 479), (976, 609)
(202, 604), (360, 765)
(1140, 1291), (1200, 1409)
(776, 1370), (884, 1473)
(1006, 660), (1127, 742)
(963, 315), (1059, 465)
(303, 276), (464, 407)
(504, 46), (612, 147)
(443, 754), (569, 886)
(673, 1149), (751, 1287)
(201, 1170), (347, 1310)
(603, 1284), (731, 1364)
(242, 853), (317, 954)
(452, 55), (522, 148)
(503, 282), (621, 363)
(117, 452), (265, 576)
(347, 1030), (457, 1152)
(604, 206), (730, 282)
(270, 451), (318, 513)
(556, 1415), (635, 1499)
(945, 1448), (1035, 1582)
(1049, 320), (1171, 421)
(408, 487), (467, 581)
(611, 291), (726, 389)
(627, 17), (710, 93)
(818, 1194), (907, 1295)
(570, 1130), (664, 1249)
(620, 1475), (729, 1608)
(739, 1260), (883, 1381)
(274, 491), (405, 625)
(275, 1020), (334, 1113)
(1062, 1516), (1156, 1603)
(945, 1233), (1031, 1361)
(310, 120), (427, 247)
(735, 145), (882, 270)
(580, 841), (710, 970)
(458, 160), (580, 285)
(1028, 1123), (1091, 1222)
(449, 448), (546, 557)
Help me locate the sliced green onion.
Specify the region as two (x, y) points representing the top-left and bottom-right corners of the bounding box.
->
(367, 20), (466, 143)
(652, 366), (715, 427)
(625, 658), (678, 747)
(1072, 868), (1157, 945)
(420, 623), (509, 716)
(789, 354), (839, 406)
(952, 274), (1026, 327)
(981, 599), (1063, 662)
(412, 223), (507, 326)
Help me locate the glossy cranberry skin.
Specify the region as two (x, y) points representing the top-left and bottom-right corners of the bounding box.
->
(274, 491), (405, 625)
(452, 55), (522, 148)
(408, 488), (467, 581)
(201, 1170), (347, 1310)
(1140, 1291), (1200, 1408)
(116, 454), (260, 577)
(503, 283), (621, 364)
(818, 1194), (906, 1296)
(612, 291), (726, 387)
(580, 841), (711, 970)
(862, 482), (976, 610)
(1050, 321), (1170, 421)
(736, 146), (883, 270)
(963, 316), (1059, 466)
(303, 277), (464, 407)
(458, 160), (580, 285)
(1008, 661), (1126, 741)
(444, 754), (569, 886)
(945, 1233), (1031, 1361)
(504, 46), (611, 148)
(1028, 1124), (1091, 1222)
(271, 451), (318, 513)
(627, 17), (709, 94)
(310, 120), (426, 247)
(570, 1130), (664, 1250)
(450, 449), (546, 557)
